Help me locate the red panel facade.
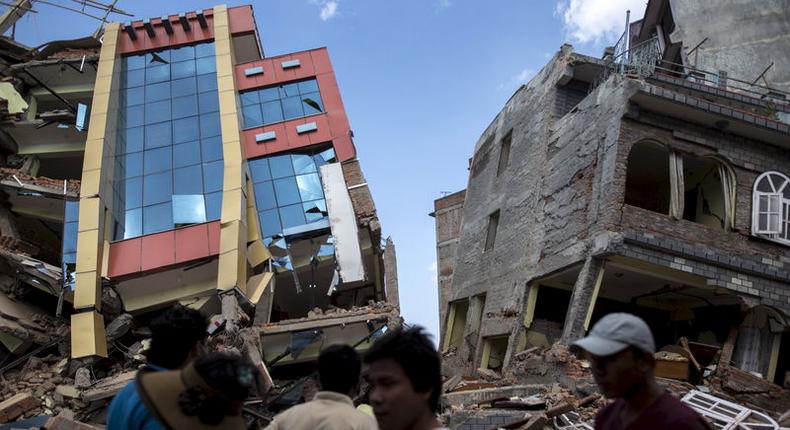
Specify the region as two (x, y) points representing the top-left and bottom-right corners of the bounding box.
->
(107, 221), (220, 278)
(236, 48), (356, 161)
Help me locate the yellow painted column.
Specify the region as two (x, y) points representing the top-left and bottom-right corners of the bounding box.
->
(71, 22), (122, 358)
(214, 5), (249, 294)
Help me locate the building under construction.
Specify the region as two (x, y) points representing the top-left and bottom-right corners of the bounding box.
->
(434, 0), (790, 388)
(0, 1), (399, 424)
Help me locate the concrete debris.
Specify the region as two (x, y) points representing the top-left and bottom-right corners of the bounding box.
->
(104, 313), (133, 342)
(73, 368), (91, 389)
(0, 392), (39, 424)
(441, 343), (790, 429)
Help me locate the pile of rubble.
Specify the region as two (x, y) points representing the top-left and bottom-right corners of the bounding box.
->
(440, 342), (790, 429)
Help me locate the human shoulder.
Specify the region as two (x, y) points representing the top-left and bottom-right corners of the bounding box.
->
(656, 393), (712, 430)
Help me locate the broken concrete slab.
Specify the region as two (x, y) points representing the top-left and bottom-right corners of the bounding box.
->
(80, 370), (136, 402)
(443, 385), (546, 408)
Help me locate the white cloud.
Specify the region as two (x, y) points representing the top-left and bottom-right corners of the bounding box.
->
(436, 0), (451, 9)
(309, 0), (339, 21)
(498, 67), (535, 91)
(320, 1), (338, 20)
(557, 0), (647, 45)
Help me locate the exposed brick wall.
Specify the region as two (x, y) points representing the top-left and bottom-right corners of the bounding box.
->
(615, 116), (790, 262)
(433, 190), (466, 342)
(341, 160), (377, 223)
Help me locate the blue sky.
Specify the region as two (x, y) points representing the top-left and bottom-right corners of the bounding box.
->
(7, 0), (646, 342)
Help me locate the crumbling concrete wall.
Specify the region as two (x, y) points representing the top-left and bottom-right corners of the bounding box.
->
(668, 0), (790, 92)
(433, 190), (466, 344)
(448, 45), (642, 369)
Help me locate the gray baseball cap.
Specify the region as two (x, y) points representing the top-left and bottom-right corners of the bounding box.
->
(572, 313), (656, 357)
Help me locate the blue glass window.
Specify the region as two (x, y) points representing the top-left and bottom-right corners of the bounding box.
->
(124, 208), (143, 239)
(124, 177), (143, 210)
(123, 152), (143, 178)
(145, 122), (172, 149)
(173, 116), (200, 144)
(171, 60), (196, 80)
(143, 147), (171, 175)
(143, 202), (173, 235)
(172, 194), (206, 225)
(172, 95), (199, 119)
(173, 140), (201, 168)
(174, 165), (203, 195)
(201, 136), (223, 162)
(114, 41), (221, 241)
(145, 82), (170, 103)
(171, 77), (197, 97)
(143, 171), (172, 206)
(247, 146), (335, 240)
(239, 78), (324, 128)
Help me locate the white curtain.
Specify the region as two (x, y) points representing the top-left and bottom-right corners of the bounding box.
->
(669, 152), (684, 219)
(718, 163), (737, 231)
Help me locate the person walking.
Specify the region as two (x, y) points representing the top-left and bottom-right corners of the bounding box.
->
(572, 313), (712, 430)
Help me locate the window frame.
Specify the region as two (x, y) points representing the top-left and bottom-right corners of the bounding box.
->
(752, 171), (790, 244)
(484, 210), (500, 251)
(496, 130), (512, 177)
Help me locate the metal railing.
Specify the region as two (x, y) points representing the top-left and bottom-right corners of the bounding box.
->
(593, 36), (790, 106)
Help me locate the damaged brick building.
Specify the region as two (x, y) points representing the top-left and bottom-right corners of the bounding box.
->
(434, 0), (790, 388)
(0, 2), (399, 423)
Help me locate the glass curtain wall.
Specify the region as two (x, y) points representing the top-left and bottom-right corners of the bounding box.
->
(240, 78), (324, 129)
(248, 146), (336, 243)
(112, 42), (223, 241)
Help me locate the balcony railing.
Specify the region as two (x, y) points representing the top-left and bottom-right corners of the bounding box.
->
(594, 36), (790, 107)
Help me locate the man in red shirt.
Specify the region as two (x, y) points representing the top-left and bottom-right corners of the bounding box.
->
(572, 313), (712, 430)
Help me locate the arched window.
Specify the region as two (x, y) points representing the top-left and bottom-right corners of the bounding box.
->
(752, 171), (790, 244)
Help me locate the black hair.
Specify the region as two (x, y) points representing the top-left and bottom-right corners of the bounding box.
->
(318, 344), (361, 394)
(146, 305), (207, 369)
(364, 326), (442, 413)
(178, 352), (256, 425)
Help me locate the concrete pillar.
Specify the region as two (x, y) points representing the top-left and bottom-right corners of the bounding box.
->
(382, 237), (400, 309)
(560, 256), (605, 344)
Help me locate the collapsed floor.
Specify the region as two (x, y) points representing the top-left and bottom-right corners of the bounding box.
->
(0, 300), (401, 428)
(439, 343), (790, 429)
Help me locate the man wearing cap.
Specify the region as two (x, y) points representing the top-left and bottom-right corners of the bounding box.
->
(572, 313), (712, 430)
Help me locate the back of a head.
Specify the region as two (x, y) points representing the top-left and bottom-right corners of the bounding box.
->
(318, 344), (361, 395)
(364, 326), (442, 413)
(147, 305), (207, 369)
(179, 352), (256, 425)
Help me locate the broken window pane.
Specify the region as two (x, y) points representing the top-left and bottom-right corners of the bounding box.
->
(303, 199), (327, 223)
(240, 78), (323, 128)
(292, 154), (317, 175)
(172, 194), (207, 225)
(296, 173), (323, 201)
(113, 41), (220, 242)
